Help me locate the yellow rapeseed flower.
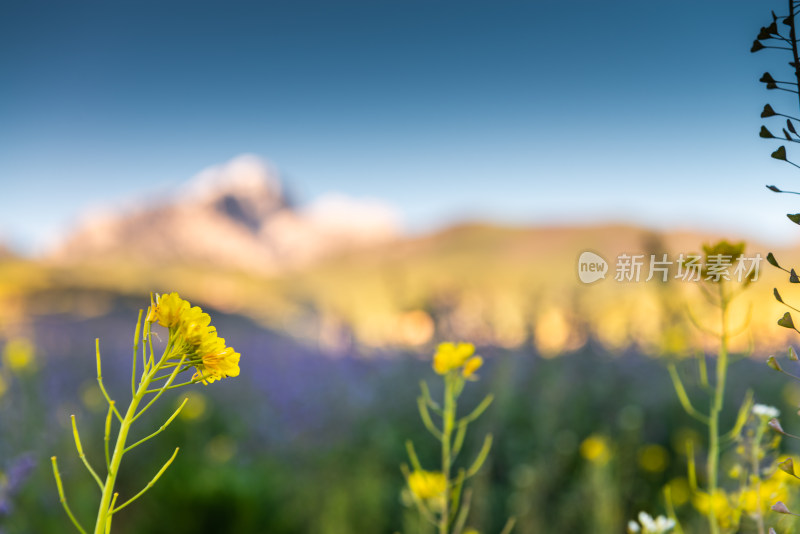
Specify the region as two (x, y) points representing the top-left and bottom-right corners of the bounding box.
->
(462, 356), (483, 378)
(433, 342), (476, 375)
(407, 470), (447, 500)
(739, 476), (788, 517)
(192, 335), (240, 384)
(178, 306), (213, 346)
(147, 292), (190, 328)
(693, 489), (739, 530)
(147, 292), (241, 385)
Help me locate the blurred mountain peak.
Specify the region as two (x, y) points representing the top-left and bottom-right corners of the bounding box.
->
(49, 155), (399, 273)
(181, 154), (286, 232)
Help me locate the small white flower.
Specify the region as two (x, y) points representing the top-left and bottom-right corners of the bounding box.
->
(653, 515), (676, 532)
(632, 511), (675, 534)
(753, 403), (780, 419)
(639, 512), (657, 531)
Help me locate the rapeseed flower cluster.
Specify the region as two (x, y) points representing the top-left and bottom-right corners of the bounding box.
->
(407, 470), (447, 501)
(693, 474), (789, 531)
(433, 342), (483, 378)
(147, 292), (240, 384)
(693, 489), (740, 531)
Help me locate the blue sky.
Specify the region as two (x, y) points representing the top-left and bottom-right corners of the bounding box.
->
(1, 0), (798, 253)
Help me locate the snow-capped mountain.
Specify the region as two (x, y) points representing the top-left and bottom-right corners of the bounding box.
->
(50, 155), (399, 272)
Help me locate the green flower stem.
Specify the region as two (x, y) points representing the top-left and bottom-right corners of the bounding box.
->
(751, 420), (768, 534)
(94, 372), (149, 532)
(440, 373), (456, 534)
(132, 353), (185, 423)
(93, 337), (182, 533)
(105, 493), (118, 534)
(451, 487), (471, 534)
(706, 283), (730, 534)
(131, 310), (142, 396)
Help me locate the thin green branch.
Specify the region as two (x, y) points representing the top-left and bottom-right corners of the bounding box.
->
(685, 304), (720, 337)
(124, 398), (187, 453)
(664, 485), (685, 534)
(499, 517), (517, 534)
(133, 353), (187, 423)
(405, 440), (423, 471)
(104, 402), (114, 471)
(51, 456), (88, 534)
(111, 447), (180, 514)
(145, 322), (155, 373)
(420, 380), (443, 414)
(449, 469), (466, 523)
(458, 394), (494, 425)
(132, 310), (142, 397)
(686, 439), (698, 492)
(790, 0), (800, 109)
(721, 390), (754, 443)
(451, 486), (471, 534)
(96, 340), (122, 423)
(451, 422), (468, 463)
(417, 396), (444, 441)
(143, 377), (200, 393)
(71, 415), (103, 490)
(697, 351), (710, 390)
(465, 434), (493, 478)
(667, 363), (710, 424)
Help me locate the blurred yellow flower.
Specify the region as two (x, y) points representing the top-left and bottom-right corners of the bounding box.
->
(693, 489), (739, 530)
(407, 470), (447, 500)
(3, 338), (35, 373)
(462, 356), (483, 378)
(178, 391), (208, 421)
(739, 476), (788, 518)
(638, 444), (669, 473)
(666, 477), (690, 506)
(580, 434), (611, 465)
(433, 342), (475, 375)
